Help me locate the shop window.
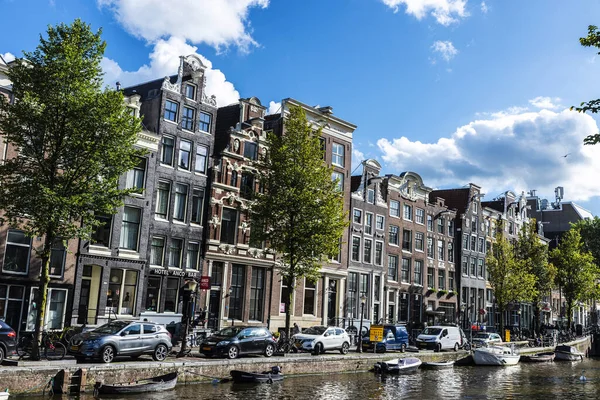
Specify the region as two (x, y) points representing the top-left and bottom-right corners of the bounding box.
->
(229, 265), (245, 320)
(145, 277), (161, 311)
(249, 268), (265, 321)
(107, 269), (138, 315)
(164, 277), (179, 312)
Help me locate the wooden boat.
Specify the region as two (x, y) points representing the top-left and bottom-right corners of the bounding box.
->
(93, 372), (177, 395)
(373, 357), (422, 374)
(554, 345), (584, 361)
(473, 345), (520, 366)
(230, 366), (283, 384)
(421, 360), (455, 369)
(521, 352), (555, 363)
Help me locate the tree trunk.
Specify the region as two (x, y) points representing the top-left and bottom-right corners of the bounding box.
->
(498, 305), (505, 342)
(31, 233), (54, 361)
(284, 274), (294, 340)
(533, 304), (540, 336)
(567, 299), (574, 332)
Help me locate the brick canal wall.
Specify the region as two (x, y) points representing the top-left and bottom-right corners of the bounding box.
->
(0, 336), (592, 396)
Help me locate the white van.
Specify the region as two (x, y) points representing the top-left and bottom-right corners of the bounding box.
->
(416, 326), (463, 352)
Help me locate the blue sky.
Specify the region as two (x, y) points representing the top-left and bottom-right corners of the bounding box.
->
(2, 0), (600, 216)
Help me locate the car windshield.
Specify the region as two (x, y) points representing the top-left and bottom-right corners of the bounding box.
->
(474, 333), (490, 339)
(217, 327), (244, 337)
(93, 321), (130, 334)
(422, 328), (442, 335)
(303, 326), (327, 335)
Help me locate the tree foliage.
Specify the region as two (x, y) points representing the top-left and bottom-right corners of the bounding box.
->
(486, 227), (537, 335)
(250, 105), (348, 336)
(514, 219), (555, 335)
(571, 25), (600, 145)
(550, 229), (598, 329)
(573, 216), (600, 268)
(0, 19), (144, 358)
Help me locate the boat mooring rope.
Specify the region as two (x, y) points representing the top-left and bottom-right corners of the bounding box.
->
(184, 369), (229, 384)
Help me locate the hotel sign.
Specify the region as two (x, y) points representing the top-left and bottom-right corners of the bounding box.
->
(150, 268), (198, 278)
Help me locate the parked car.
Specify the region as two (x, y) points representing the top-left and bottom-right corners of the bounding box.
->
(416, 326), (464, 352)
(0, 319), (17, 363)
(361, 324), (409, 353)
(69, 320), (172, 363)
(292, 326), (350, 354)
(472, 332), (503, 348)
(200, 326), (277, 359)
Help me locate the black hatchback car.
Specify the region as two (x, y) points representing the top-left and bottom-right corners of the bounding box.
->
(0, 319), (17, 363)
(200, 326), (277, 359)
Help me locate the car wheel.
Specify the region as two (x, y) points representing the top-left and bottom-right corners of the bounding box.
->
(0, 346), (4, 364)
(340, 342), (349, 355)
(435, 343), (442, 353)
(153, 344), (168, 361)
(101, 345), (115, 364)
(264, 343), (275, 357)
(227, 345), (239, 359)
(454, 343), (459, 352)
(401, 343), (407, 353)
(314, 342), (324, 355)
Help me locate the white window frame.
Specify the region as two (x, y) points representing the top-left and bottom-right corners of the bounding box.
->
(332, 171), (344, 192)
(367, 189), (375, 204)
(185, 83), (196, 101)
(332, 142), (344, 167)
(374, 241), (384, 266)
(26, 287), (68, 331)
(364, 212), (373, 235)
(363, 238), (373, 264)
(353, 208), (362, 224)
(303, 278), (317, 316)
(390, 200), (400, 217)
(3, 230), (32, 275)
(415, 208), (425, 224)
(403, 204), (412, 221)
(351, 235), (361, 262)
(376, 214), (385, 230)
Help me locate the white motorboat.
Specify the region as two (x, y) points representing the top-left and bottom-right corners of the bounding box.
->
(473, 345), (520, 366)
(554, 345), (584, 361)
(0, 389), (9, 400)
(373, 357), (422, 374)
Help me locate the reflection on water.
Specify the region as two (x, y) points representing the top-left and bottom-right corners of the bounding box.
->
(19, 358), (600, 400)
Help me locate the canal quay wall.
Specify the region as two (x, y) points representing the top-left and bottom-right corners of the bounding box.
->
(0, 336), (592, 396)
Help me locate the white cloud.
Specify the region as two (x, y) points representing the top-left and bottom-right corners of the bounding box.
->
(1, 52), (15, 62)
(98, 0), (269, 53)
(267, 101), (281, 115)
(381, 0), (468, 26)
(352, 148), (366, 172)
(529, 96), (561, 110)
(431, 40), (458, 62)
(377, 108), (600, 203)
(102, 37), (240, 106)
(480, 1), (488, 13)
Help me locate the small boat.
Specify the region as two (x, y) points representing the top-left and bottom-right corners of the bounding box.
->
(421, 360), (455, 369)
(554, 345), (584, 361)
(0, 389), (9, 400)
(93, 372), (177, 395)
(373, 357), (422, 374)
(521, 352), (555, 363)
(230, 366), (283, 384)
(473, 345), (520, 366)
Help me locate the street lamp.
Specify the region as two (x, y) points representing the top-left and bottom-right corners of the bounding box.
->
(358, 294), (367, 353)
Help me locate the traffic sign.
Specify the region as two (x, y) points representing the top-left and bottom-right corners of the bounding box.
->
(370, 325), (384, 342)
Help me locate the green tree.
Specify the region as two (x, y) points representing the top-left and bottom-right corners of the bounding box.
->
(571, 25), (600, 145)
(514, 220), (556, 335)
(573, 217), (600, 267)
(250, 105), (348, 338)
(0, 20), (143, 359)
(486, 228), (537, 337)
(550, 229), (598, 330)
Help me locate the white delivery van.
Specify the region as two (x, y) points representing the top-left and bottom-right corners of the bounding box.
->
(416, 326), (463, 352)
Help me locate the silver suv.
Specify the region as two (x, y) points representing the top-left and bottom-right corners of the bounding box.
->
(69, 320), (172, 363)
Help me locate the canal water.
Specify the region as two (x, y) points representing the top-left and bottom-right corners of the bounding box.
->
(19, 359), (600, 399)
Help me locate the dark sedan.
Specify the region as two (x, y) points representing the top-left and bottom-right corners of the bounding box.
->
(0, 319), (17, 363)
(200, 326), (276, 359)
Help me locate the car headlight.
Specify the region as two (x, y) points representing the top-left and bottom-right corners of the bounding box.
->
(217, 341), (229, 347)
(86, 339), (101, 346)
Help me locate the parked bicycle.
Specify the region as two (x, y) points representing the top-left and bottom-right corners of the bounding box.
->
(17, 331), (66, 360)
(276, 333), (298, 354)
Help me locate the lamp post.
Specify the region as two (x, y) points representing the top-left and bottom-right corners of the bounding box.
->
(358, 294), (367, 353)
(177, 279), (198, 357)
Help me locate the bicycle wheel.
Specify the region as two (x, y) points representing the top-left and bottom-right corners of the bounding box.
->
(63, 328), (76, 345)
(45, 341), (66, 360)
(17, 336), (31, 358)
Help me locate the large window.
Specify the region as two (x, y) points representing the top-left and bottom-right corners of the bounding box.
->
(353, 209), (362, 224)
(403, 204), (412, 220)
(195, 145), (208, 174)
(107, 269), (138, 315)
(150, 237), (165, 266)
(240, 172), (255, 200)
(304, 279), (316, 315)
(360, 274), (369, 318)
(26, 288), (67, 330)
(49, 239), (66, 278)
(161, 136), (175, 166)
(437, 218), (444, 234)
(185, 84), (195, 100)
(470, 258), (476, 276)
(415, 232), (424, 251)
(229, 265), (245, 320)
(367, 189), (375, 204)
(416, 208), (425, 224)
(427, 215), (433, 232)
(351, 236), (361, 262)
(348, 272), (358, 318)
(164, 100), (178, 122)
(178, 140), (191, 170)
(448, 242), (454, 263)
(363, 238), (372, 263)
(448, 219), (455, 236)
(164, 277), (179, 312)
(388, 255), (398, 281)
(389, 225), (399, 246)
(437, 240), (445, 261)
(449, 271), (455, 291)
(0, 284), (25, 330)
(3, 230), (31, 274)
(402, 229), (412, 251)
(199, 112), (212, 132)
(211, 262), (223, 286)
(249, 268), (265, 321)
(427, 237), (434, 258)
(332, 171), (344, 192)
(244, 141), (258, 160)
(187, 242), (199, 270)
(168, 239), (183, 268)
(427, 267), (434, 288)
(390, 200), (400, 217)
(365, 213), (373, 235)
(375, 241), (383, 266)
(182, 106), (195, 131)
(332, 142), (344, 166)
(414, 260), (423, 285)
(220, 208), (238, 244)
(173, 183), (188, 222)
(438, 270), (446, 290)
(145, 277), (161, 311)
(91, 214), (112, 247)
(376, 215), (384, 230)
(401, 258), (410, 283)
(477, 259), (484, 277)
(126, 157), (146, 191)
(191, 188), (205, 224)
(120, 207), (141, 251)
(155, 181), (171, 219)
